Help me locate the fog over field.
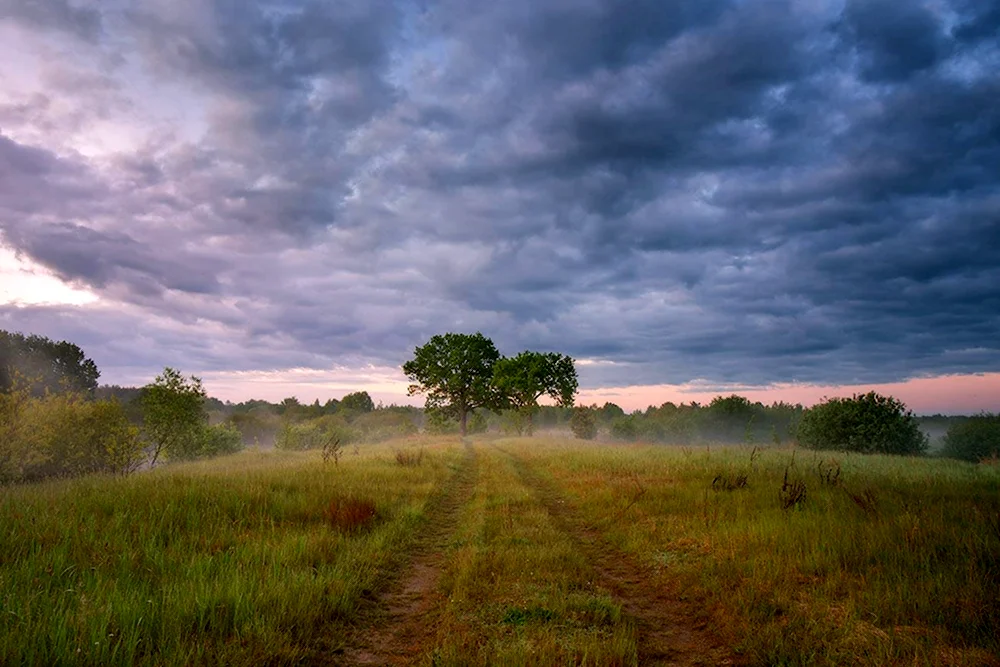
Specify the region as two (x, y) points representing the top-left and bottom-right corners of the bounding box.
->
(1, 0), (998, 412)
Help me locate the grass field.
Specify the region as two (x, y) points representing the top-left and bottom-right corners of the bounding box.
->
(1, 436), (998, 666)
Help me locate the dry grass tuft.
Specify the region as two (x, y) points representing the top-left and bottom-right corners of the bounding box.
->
(817, 457), (841, 486)
(712, 471), (748, 491)
(324, 496), (378, 532)
(394, 448), (424, 467)
(845, 487), (879, 517)
(779, 465), (807, 510)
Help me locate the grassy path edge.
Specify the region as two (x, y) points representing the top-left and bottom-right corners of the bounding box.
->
(497, 444), (742, 667)
(336, 442), (479, 665)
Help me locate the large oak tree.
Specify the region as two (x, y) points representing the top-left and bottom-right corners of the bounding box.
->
(403, 332), (502, 436)
(492, 351), (578, 435)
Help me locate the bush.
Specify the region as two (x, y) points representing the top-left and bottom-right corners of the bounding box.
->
(500, 409), (530, 436)
(351, 410), (418, 442)
(339, 390), (375, 415)
(0, 389), (143, 483)
(226, 408), (281, 446)
(797, 392), (927, 455)
(610, 416), (639, 441)
(569, 408), (597, 440)
(942, 414), (1000, 462)
(275, 415), (354, 451)
(424, 409), (460, 434)
(139, 368), (208, 466)
(468, 411), (488, 434)
(168, 423), (244, 461)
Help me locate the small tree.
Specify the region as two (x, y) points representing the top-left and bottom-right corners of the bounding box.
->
(340, 391), (375, 414)
(941, 413), (1000, 462)
(570, 407), (597, 440)
(403, 332), (502, 436)
(797, 391), (927, 456)
(139, 368), (207, 466)
(492, 351), (578, 435)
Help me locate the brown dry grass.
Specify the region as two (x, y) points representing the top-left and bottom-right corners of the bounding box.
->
(324, 496), (379, 532)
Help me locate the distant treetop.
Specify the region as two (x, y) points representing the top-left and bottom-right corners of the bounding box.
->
(0, 330), (100, 395)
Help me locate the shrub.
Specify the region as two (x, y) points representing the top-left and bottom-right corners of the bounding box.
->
(569, 408), (597, 440)
(0, 390), (143, 483)
(796, 391), (927, 455)
(275, 415), (354, 450)
(610, 415), (639, 441)
(169, 423), (244, 461)
(424, 409), (461, 434)
(942, 413), (1000, 462)
(467, 411), (488, 434)
(226, 408), (281, 446)
(499, 410), (530, 436)
(139, 368), (208, 466)
(350, 410), (418, 442)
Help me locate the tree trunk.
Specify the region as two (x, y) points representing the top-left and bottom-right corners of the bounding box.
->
(460, 410), (468, 436)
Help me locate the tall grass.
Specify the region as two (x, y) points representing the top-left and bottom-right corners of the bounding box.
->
(0, 440), (464, 665)
(429, 446), (636, 665)
(512, 438), (1000, 666)
(3, 436), (997, 665)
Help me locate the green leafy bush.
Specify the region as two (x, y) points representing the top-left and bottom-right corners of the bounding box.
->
(610, 415), (639, 441)
(467, 411), (488, 434)
(168, 423), (244, 461)
(275, 415), (354, 450)
(351, 410), (418, 442)
(569, 408), (597, 440)
(225, 408), (281, 446)
(797, 392), (927, 455)
(424, 409), (460, 434)
(500, 409), (530, 436)
(340, 390), (375, 414)
(0, 388), (143, 483)
(139, 368), (208, 465)
(941, 413), (1000, 462)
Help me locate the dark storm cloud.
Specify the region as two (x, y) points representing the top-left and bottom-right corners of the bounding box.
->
(1, 0), (998, 391)
(3, 222), (224, 296)
(840, 0), (947, 81)
(0, 0), (104, 41)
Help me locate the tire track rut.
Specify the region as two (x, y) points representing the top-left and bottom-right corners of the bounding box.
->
(500, 445), (740, 667)
(336, 443), (478, 666)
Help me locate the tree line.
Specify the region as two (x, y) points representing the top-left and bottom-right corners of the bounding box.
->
(2, 328), (997, 484)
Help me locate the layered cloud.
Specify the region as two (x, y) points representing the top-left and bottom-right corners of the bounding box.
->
(1, 0), (998, 395)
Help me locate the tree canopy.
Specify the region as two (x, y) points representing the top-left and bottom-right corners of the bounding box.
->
(797, 391), (927, 456)
(402, 332), (502, 435)
(139, 367), (208, 466)
(492, 351), (578, 434)
(340, 390), (375, 413)
(0, 330), (100, 395)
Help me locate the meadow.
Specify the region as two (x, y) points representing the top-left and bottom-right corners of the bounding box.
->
(1, 436), (997, 666)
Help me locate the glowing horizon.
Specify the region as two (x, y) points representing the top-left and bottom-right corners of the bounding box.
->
(185, 367), (1000, 416)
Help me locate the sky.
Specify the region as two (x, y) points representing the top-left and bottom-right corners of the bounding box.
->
(0, 0), (998, 414)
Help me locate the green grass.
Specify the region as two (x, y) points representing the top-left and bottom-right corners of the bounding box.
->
(428, 445), (635, 665)
(0, 438), (463, 665)
(512, 438), (1000, 666)
(2, 436), (998, 666)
